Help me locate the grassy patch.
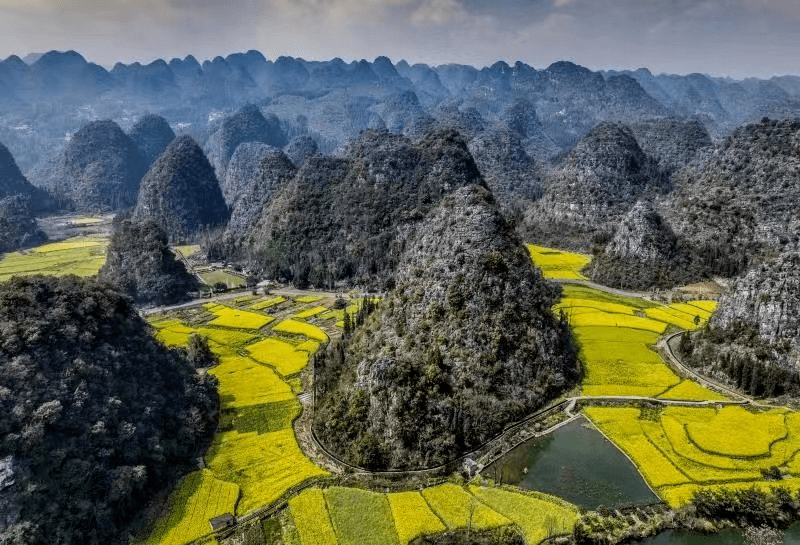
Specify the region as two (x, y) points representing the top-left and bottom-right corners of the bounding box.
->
(527, 244), (591, 280)
(198, 270), (246, 289)
(324, 487), (399, 545)
(220, 400), (301, 434)
(144, 469), (239, 545)
(387, 491), (446, 545)
(273, 319), (329, 342)
(289, 488), (338, 545)
(295, 295), (324, 303)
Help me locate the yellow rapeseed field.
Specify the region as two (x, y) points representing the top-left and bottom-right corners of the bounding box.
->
(206, 429), (328, 515)
(295, 306), (328, 319)
(527, 244), (591, 280)
(420, 484), (510, 531)
(204, 303), (275, 329)
(250, 296), (287, 310)
(387, 491), (446, 544)
(469, 486), (579, 545)
(273, 319), (329, 342)
(289, 488), (338, 545)
(144, 469), (239, 545)
(246, 337), (313, 376)
(0, 236), (108, 281)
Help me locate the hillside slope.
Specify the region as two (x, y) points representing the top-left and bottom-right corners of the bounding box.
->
(313, 185), (577, 469)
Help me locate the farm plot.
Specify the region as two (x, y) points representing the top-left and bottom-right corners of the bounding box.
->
(387, 491), (446, 544)
(273, 319), (329, 342)
(289, 488), (338, 545)
(469, 486), (579, 545)
(246, 337), (317, 376)
(0, 236), (108, 281)
(585, 405), (800, 507)
(552, 283), (718, 398)
(324, 487), (400, 545)
(144, 469), (239, 545)
(204, 303), (274, 329)
(295, 306), (328, 319)
(206, 428), (328, 514)
(527, 244), (591, 280)
(250, 296), (287, 310)
(421, 483), (510, 531)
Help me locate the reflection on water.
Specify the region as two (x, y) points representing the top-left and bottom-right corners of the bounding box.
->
(634, 529), (744, 545)
(484, 417), (658, 509)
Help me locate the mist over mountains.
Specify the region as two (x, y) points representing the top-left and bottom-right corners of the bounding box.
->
(2, 50), (800, 176)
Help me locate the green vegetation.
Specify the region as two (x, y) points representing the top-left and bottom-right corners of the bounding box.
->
(421, 484), (511, 531)
(198, 269), (246, 289)
(0, 235), (108, 281)
(324, 487), (400, 545)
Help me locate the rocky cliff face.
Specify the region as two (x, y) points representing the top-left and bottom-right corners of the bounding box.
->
(714, 253), (800, 361)
(663, 117), (800, 277)
(627, 118), (713, 173)
(225, 148), (296, 234)
(313, 185), (577, 469)
(519, 122), (666, 250)
(133, 135), (229, 241)
(605, 200), (678, 262)
(221, 142), (277, 206)
(0, 142), (50, 212)
(128, 114), (175, 167)
(31, 120), (147, 211)
(468, 129), (544, 210)
(0, 195), (47, 252)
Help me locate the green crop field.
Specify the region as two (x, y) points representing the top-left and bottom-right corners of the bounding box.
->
(387, 491), (446, 544)
(197, 270), (246, 289)
(324, 487), (399, 545)
(527, 244), (591, 280)
(0, 236), (109, 281)
(144, 469), (239, 545)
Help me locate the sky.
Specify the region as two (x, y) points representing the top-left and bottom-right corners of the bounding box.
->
(0, 0), (798, 79)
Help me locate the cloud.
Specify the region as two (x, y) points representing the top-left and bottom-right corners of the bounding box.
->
(0, 0), (797, 77)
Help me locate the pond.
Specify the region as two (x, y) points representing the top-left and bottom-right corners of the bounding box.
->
(483, 416), (659, 509)
(633, 520), (800, 544)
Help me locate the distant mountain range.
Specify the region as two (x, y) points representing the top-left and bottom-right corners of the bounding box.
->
(1, 50), (799, 174)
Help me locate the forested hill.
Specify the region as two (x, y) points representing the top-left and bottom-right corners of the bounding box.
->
(313, 184), (577, 469)
(228, 128), (482, 290)
(0, 276), (218, 545)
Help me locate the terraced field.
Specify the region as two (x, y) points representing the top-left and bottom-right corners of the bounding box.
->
(529, 244), (800, 510)
(527, 244), (591, 280)
(145, 294), (342, 544)
(0, 235), (109, 281)
(287, 484), (575, 545)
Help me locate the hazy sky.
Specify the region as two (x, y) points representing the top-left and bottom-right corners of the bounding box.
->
(0, 0), (798, 78)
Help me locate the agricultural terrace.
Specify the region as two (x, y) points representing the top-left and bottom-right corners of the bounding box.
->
(531, 244), (800, 512)
(0, 236), (108, 281)
(145, 293), (346, 544)
(287, 484), (576, 545)
(553, 283), (719, 398)
(145, 292), (583, 545)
